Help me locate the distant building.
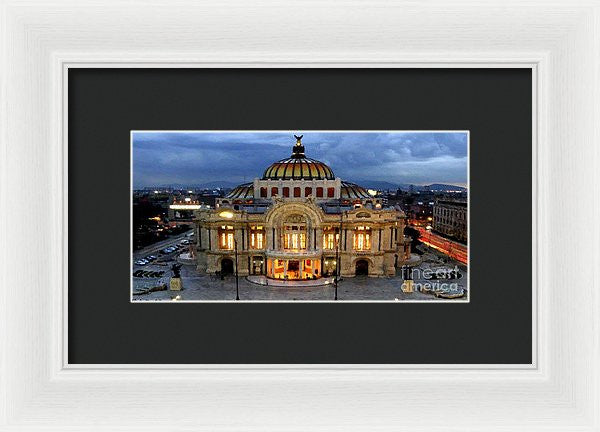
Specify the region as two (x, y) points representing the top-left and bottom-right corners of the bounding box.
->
(433, 200), (467, 243)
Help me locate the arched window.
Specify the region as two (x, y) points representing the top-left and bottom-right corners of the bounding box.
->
(327, 187), (335, 198)
(260, 187), (267, 198)
(282, 187), (290, 197)
(271, 187), (278, 197)
(305, 187), (312, 197)
(294, 187), (301, 197)
(316, 187), (323, 197)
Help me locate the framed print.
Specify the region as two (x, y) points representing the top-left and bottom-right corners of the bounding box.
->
(130, 129), (470, 303)
(2, 1), (599, 431)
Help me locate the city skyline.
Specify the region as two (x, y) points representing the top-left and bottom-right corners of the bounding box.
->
(132, 131), (468, 189)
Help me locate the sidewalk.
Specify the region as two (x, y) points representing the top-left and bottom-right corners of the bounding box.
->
(246, 275), (336, 287)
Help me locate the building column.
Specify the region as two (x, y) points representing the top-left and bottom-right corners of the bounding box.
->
(235, 227), (244, 252)
(210, 228), (219, 251)
(316, 227), (323, 251)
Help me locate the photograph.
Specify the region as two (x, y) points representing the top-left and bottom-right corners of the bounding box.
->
(131, 131), (469, 302)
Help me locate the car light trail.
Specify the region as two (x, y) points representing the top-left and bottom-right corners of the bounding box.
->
(415, 227), (468, 265)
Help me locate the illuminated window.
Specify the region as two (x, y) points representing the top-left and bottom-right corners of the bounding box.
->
(294, 187), (301, 197)
(322, 226), (339, 250)
(283, 187), (290, 197)
(305, 187), (312, 197)
(271, 187), (278, 196)
(316, 187), (323, 197)
(250, 226), (264, 250)
(353, 226), (371, 251)
(218, 225), (235, 250)
(284, 225), (306, 250)
(327, 187), (335, 198)
(260, 187), (267, 198)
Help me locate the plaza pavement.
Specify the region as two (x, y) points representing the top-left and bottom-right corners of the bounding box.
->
(132, 248), (468, 302)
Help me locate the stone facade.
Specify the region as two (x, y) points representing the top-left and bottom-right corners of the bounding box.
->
(195, 198), (411, 278)
(432, 199), (468, 243)
(192, 135), (413, 279)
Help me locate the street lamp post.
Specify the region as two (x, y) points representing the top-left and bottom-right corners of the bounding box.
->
(334, 210), (343, 301)
(334, 243), (339, 301)
(234, 239), (240, 301)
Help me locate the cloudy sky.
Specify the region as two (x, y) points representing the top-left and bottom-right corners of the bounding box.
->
(132, 131), (468, 188)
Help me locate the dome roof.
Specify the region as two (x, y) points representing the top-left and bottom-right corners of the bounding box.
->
(226, 182), (253, 199)
(262, 135), (335, 180)
(340, 181), (371, 199)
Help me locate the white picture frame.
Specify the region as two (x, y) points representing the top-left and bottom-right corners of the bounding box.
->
(1, 1), (598, 430)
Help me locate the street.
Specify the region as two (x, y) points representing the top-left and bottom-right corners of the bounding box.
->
(415, 227), (467, 264)
(131, 246), (468, 302)
(133, 228), (194, 260)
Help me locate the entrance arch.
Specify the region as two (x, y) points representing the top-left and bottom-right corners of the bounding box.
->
(221, 258), (234, 275)
(355, 259), (369, 276)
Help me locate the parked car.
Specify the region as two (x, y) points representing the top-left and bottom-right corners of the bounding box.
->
(134, 259), (147, 266)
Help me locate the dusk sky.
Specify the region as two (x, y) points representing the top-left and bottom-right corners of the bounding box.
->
(132, 131), (468, 188)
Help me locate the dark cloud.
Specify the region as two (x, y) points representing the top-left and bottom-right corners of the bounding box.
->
(133, 132), (468, 187)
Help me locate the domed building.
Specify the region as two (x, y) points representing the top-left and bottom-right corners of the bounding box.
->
(193, 135), (412, 279)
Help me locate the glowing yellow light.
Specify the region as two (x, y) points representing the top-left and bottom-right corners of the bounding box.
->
(219, 211), (234, 219)
(184, 197), (191, 202)
(367, 189), (378, 196)
(170, 204), (201, 210)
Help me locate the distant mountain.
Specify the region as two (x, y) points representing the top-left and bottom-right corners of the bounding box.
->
(141, 180), (467, 192)
(194, 181), (242, 189)
(149, 181), (242, 190)
(420, 184), (467, 192)
(349, 180), (407, 191)
(348, 181), (466, 193)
